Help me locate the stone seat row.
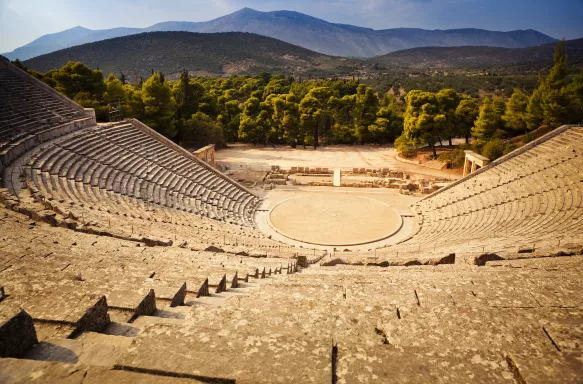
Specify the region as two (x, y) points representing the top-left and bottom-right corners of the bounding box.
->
(0, 67), (85, 155)
(30, 167), (258, 228)
(112, 260), (583, 383)
(0, 214), (298, 344)
(407, 130), (583, 254)
(412, 194), (582, 249)
(23, 176), (310, 258)
(25, 123), (260, 225)
(419, 130), (582, 208)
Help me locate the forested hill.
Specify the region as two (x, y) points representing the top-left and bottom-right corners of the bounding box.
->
(371, 38), (583, 71)
(23, 31), (359, 78)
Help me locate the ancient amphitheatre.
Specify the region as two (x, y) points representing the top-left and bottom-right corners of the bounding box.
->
(0, 52), (582, 384)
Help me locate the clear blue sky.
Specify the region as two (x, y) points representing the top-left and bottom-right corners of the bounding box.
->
(1, 0), (582, 53)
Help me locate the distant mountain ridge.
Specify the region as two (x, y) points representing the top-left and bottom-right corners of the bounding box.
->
(22, 31), (359, 78)
(3, 7), (558, 60)
(21, 31), (579, 80)
(370, 38), (583, 70)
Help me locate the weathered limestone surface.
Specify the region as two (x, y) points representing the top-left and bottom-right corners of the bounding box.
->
(0, 309), (38, 358)
(338, 346), (514, 384)
(0, 358), (204, 383)
(1, 205), (582, 383)
(509, 352), (583, 384)
(116, 324), (331, 383)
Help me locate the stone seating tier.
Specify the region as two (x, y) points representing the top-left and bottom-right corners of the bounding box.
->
(22, 122), (261, 227)
(0, 61), (95, 174)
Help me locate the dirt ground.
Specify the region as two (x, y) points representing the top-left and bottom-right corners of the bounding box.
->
(254, 187), (421, 250)
(269, 194), (402, 246)
(216, 143), (461, 180)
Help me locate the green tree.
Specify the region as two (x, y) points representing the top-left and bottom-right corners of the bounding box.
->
(567, 69), (583, 123)
(263, 75), (292, 99)
(503, 89), (530, 134)
(401, 90), (442, 158)
(472, 97), (502, 144)
(481, 138), (505, 161)
(368, 95), (403, 144)
(173, 72), (209, 141)
(491, 97), (507, 136)
(299, 87), (332, 149)
(48, 61), (105, 100)
(238, 97), (270, 144)
(123, 84), (145, 119)
(181, 112), (225, 149)
(435, 88), (461, 146)
(455, 96), (479, 144)
(273, 93), (301, 146)
(217, 89), (242, 142)
(141, 72), (177, 139)
(328, 94), (356, 144)
(119, 71), (127, 85)
(353, 84), (380, 143)
(104, 73), (125, 103)
(527, 40), (573, 128)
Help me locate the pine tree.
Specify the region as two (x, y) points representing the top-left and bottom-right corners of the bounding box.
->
(141, 72), (177, 139)
(353, 84), (380, 143)
(472, 97), (499, 144)
(503, 89), (530, 134)
(455, 96), (479, 144)
(104, 73), (125, 103)
(402, 90), (442, 158)
(492, 97), (507, 135)
(238, 97), (270, 145)
(435, 88), (461, 146)
(370, 95), (404, 144)
(527, 40), (573, 128)
(299, 87), (332, 149)
(566, 69), (583, 123)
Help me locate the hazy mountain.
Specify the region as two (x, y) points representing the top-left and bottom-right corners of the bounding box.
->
(3, 8), (558, 60)
(370, 38), (583, 70)
(4, 26), (142, 61)
(22, 31), (359, 78)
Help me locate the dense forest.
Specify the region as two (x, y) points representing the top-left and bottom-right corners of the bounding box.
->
(363, 74), (542, 99)
(12, 41), (583, 165)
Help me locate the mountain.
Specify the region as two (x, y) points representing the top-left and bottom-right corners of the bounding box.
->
(4, 25), (142, 61)
(370, 38), (583, 70)
(3, 8), (558, 60)
(22, 31), (359, 78)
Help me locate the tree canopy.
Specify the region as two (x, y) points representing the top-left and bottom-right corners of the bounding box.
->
(12, 38), (582, 155)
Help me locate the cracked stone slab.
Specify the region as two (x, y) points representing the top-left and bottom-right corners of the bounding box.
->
(337, 345), (515, 384)
(116, 323), (331, 383)
(507, 352), (583, 384)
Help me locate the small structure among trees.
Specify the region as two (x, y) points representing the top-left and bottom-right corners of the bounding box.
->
(462, 150), (490, 177)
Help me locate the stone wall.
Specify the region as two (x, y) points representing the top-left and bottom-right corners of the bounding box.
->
(192, 144), (216, 167)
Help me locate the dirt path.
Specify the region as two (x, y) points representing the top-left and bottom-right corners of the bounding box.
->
(216, 143), (461, 180)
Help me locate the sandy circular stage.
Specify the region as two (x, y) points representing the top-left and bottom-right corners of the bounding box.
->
(268, 194), (402, 246)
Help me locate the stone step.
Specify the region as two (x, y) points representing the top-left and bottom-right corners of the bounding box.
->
(23, 332), (133, 367)
(0, 358), (205, 384)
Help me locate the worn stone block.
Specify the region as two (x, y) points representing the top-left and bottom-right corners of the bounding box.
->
(0, 309), (38, 358)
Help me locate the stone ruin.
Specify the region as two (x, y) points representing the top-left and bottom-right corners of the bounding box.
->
(0, 55), (582, 382)
(275, 166), (439, 193)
